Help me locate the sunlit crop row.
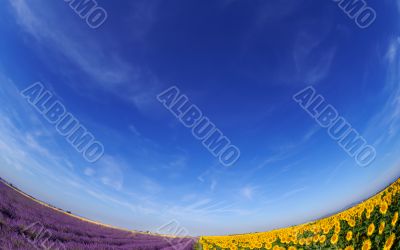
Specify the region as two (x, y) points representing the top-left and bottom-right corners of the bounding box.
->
(199, 178), (400, 249)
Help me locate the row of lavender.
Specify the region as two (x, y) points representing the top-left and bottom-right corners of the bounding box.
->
(0, 180), (195, 250)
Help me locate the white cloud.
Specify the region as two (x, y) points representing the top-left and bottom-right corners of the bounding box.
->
(240, 186), (255, 200)
(293, 31), (336, 84)
(128, 124), (141, 137)
(85, 189), (156, 215)
(166, 198), (238, 219)
(8, 0), (162, 113)
(84, 167), (96, 177)
(364, 37), (400, 145)
(253, 126), (317, 172)
(9, 0), (131, 85)
(142, 178), (162, 194)
(95, 155), (125, 191)
(210, 180), (218, 192)
(397, 0), (400, 14)
(0, 75), (91, 191)
(385, 38), (399, 63)
(282, 186), (307, 199)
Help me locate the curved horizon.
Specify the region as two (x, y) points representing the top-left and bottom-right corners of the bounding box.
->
(1, 173), (400, 238)
(0, 0), (399, 237)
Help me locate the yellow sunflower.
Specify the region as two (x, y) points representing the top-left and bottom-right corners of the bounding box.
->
(334, 225), (341, 234)
(345, 246), (354, 250)
(346, 231), (353, 241)
(367, 223), (375, 236)
(319, 235), (326, 244)
(380, 202), (389, 215)
(306, 237), (312, 245)
(330, 234), (339, 245)
(383, 233), (396, 250)
(362, 239), (372, 250)
(322, 227), (330, 234)
(392, 212), (398, 227)
(379, 221), (386, 234)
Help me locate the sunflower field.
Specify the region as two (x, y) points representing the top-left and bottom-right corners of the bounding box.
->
(199, 178), (400, 250)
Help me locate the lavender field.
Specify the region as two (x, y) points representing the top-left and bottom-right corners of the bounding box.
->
(0, 180), (196, 250)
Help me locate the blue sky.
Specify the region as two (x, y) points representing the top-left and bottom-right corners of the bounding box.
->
(0, 0), (400, 236)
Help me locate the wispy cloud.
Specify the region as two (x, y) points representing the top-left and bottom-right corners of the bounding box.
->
(282, 186), (308, 199)
(84, 167), (95, 177)
(128, 124), (141, 137)
(0, 71), (164, 221)
(254, 126), (318, 171)
(240, 186), (256, 200)
(85, 189), (157, 215)
(96, 155), (125, 191)
(365, 37), (400, 145)
(8, 0), (162, 113)
(165, 198), (241, 219)
(292, 29), (336, 84)
(9, 0), (131, 85)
